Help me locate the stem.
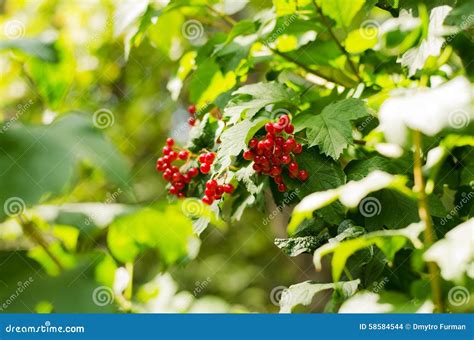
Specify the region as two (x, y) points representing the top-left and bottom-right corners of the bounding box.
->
(17, 215), (65, 271)
(124, 261), (134, 301)
(202, 4), (354, 88)
(311, 0), (363, 83)
(270, 48), (354, 87)
(412, 130), (443, 313)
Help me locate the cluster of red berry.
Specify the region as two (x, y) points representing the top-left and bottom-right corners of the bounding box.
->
(187, 105), (196, 126)
(243, 114), (308, 192)
(202, 179), (234, 205)
(156, 138), (199, 198)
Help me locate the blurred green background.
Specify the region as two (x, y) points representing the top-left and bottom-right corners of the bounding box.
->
(0, 0), (324, 313)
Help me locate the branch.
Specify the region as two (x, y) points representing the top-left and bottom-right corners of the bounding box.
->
(412, 130), (443, 313)
(202, 3), (355, 88)
(18, 215), (65, 271)
(311, 0), (363, 83)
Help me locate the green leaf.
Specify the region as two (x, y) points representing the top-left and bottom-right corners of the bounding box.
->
(287, 149), (346, 228)
(0, 39), (58, 62)
(313, 222), (424, 281)
(275, 233), (330, 256)
(379, 77), (473, 145)
(107, 206), (198, 265)
(288, 171), (414, 233)
(279, 279), (360, 313)
(0, 114), (131, 221)
(344, 28), (378, 54)
(294, 98), (371, 159)
(216, 117), (269, 170)
(424, 219), (474, 282)
(316, 0), (365, 28)
(189, 59), (237, 107)
(339, 291), (434, 313)
(224, 82), (294, 124)
(398, 5), (452, 76)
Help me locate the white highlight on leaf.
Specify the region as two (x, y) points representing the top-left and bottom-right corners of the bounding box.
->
(424, 219), (474, 282)
(379, 77), (473, 145)
(113, 267), (131, 295)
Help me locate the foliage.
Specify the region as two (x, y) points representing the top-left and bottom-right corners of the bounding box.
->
(0, 0), (472, 314)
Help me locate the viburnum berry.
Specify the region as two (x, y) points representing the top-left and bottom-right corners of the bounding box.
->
(202, 195), (213, 205)
(242, 113), (308, 192)
(188, 104), (196, 115)
(188, 117), (196, 126)
(223, 184), (234, 193)
(298, 170), (308, 182)
(178, 150), (189, 160)
(200, 162), (211, 174)
(188, 167), (199, 177)
(166, 138), (174, 147)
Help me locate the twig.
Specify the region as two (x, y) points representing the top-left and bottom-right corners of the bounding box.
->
(412, 130), (443, 313)
(17, 215), (65, 271)
(311, 0), (363, 83)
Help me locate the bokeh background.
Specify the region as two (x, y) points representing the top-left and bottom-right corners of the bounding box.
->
(0, 0), (325, 313)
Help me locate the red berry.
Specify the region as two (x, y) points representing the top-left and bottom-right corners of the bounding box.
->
(177, 192), (185, 198)
(214, 194), (222, 200)
(265, 123), (275, 134)
(249, 138), (258, 149)
(166, 138), (174, 147)
(170, 166), (179, 173)
(188, 117), (196, 126)
(281, 155), (291, 164)
(253, 163), (262, 172)
(289, 162), (298, 172)
(205, 188), (215, 197)
(206, 179), (218, 190)
(183, 173), (191, 183)
(202, 196), (213, 205)
(263, 138), (273, 150)
(223, 184), (234, 193)
(175, 181), (185, 190)
(169, 151), (178, 161)
(163, 169), (173, 181)
(270, 166), (282, 177)
(275, 137), (285, 145)
(278, 183), (287, 192)
(200, 162), (211, 174)
(298, 170), (308, 181)
(284, 124), (294, 134)
(243, 150), (254, 160)
(172, 172), (182, 182)
(162, 146), (172, 155)
(178, 150), (189, 160)
(188, 167), (199, 177)
(278, 114), (289, 126)
(215, 185), (224, 196)
(169, 185), (178, 195)
(257, 141), (266, 152)
(293, 143), (302, 154)
(198, 154), (207, 163)
(274, 176), (283, 184)
(205, 152), (215, 164)
(273, 123), (284, 133)
(188, 105), (196, 115)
